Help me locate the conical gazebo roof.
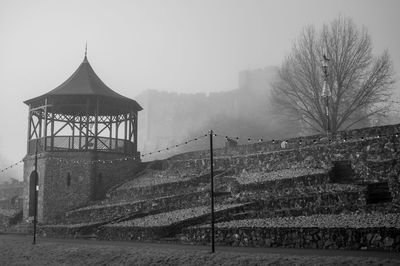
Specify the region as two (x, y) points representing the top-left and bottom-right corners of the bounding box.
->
(24, 55), (142, 114)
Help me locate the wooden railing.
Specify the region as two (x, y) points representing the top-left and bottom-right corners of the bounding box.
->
(27, 136), (135, 155)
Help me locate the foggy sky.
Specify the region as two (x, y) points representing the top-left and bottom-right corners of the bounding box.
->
(0, 0), (399, 179)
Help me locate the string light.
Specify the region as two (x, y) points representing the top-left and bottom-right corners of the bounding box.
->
(1, 129), (399, 175)
(213, 130), (400, 152)
(0, 160), (23, 174)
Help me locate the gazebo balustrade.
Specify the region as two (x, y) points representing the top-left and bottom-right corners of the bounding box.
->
(27, 136), (135, 155)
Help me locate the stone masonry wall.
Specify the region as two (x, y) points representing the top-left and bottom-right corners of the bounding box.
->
(107, 172), (223, 202)
(97, 203), (257, 241)
(170, 123), (400, 161)
(183, 227), (400, 252)
(168, 137), (400, 183)
(23, 151), (141, 224)
(65, 191), (212, 224)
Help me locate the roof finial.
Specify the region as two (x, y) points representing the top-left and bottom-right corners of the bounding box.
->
(85, 42), (88, 57)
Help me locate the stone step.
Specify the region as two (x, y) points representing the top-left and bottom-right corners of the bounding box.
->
(107, 170), (225, 203)
(235, 170), (331, 193)
(97, 203), (257, 241)
(66, 191), (228, 224)
(232, 189), (366, 213)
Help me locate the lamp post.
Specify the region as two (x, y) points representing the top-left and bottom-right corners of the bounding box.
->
(32, 139), (38, 245)
(209, 130), (215, 253)
(321, 53), (331, 134)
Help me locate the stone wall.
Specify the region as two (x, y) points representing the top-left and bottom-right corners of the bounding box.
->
(23, 151), (141, 224)
(97, 203), (257, 241)
(365, 158), (399, 183)
(236, 173), (330, 193)
(170, 123), (400, 161)
(107, 171), (224, 202)
(257, 191), (365, 217)
(65, 191), (213, 224)
(183, 227), (400, 252)
(388, 160), (400, 205)
(38, 223), (99, 238)
(167, 137), (400, 183)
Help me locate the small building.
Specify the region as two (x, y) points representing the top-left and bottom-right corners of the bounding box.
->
(23, 52), (142, 223)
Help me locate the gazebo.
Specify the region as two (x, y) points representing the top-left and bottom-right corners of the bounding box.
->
(23, 51), (143, 223)
(24, 53), (142, 156)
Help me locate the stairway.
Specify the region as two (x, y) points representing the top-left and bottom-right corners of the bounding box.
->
(367, 182), (392, 204)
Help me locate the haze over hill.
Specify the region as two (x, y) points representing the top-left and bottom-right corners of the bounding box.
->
(135, 65), (400, 161)
(136, 66), (302, 160)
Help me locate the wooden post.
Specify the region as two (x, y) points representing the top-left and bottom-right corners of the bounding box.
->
(133, 112), (138, 154)
(38, 110), (42, 140)
(115, 116), (119, 152)
(124, 114), (128, 154)
(79, 116), (82, 150)
(27, 105), (32, 154)
(50, 112), (55, 150)
(43, 98), (48, 151)
(94, 97), (99, 150)
(109, 116), (112, 150)
(128, 112), (132, 142)
(71, 115), (75, 150)
(86, 98), (90, 150)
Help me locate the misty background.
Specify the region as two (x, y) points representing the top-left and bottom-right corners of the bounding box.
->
(1, 0), (400, 182)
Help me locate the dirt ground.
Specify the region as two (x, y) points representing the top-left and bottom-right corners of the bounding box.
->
(0, 235), (399, 266)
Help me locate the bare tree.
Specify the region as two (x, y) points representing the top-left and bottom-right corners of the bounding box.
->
(271, 16), (395, 134)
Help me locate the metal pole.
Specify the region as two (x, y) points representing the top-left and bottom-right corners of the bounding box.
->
(33, 139), (38, 245)
(209, 130), (215, 253)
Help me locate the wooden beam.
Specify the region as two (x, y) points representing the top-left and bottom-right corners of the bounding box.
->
(85, 98), (89, 150)
(38, 110), (42, 139)
(79, 116), (82, 150)
(51, 112), (55, 150)
(27, 105), (32, 153)
(128, 112), (132, 141)
(124, 114), (128, 154)
(134, 111), (138, 154)
(30, 116), (40, 139)
(109, 115), (112, 150)
(115, 116), (119, 151)
(29, 104), (53, 112)
(71, 115), (75, 149)
(43, 98), (48, 151)
(94, 97), (99, 150)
